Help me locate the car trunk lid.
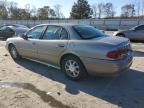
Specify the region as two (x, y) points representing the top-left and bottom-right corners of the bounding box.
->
(95, 35), (129, 46)
(93, 36), (131, 60)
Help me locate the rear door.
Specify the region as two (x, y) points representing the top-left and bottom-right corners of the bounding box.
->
(17, 25), (47, 59)
(4, 27), (15, 38)
(38, 25), (69, 66)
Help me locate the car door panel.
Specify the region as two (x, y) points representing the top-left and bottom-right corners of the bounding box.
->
(0, 26), (7, 38)
(128, 25), (144, 41)
(16, 38), (38, 59)
(37, 26), (68, 66)
(126, 30), (140, 40)
(0, 30), (3, 38)
(5, 28), (15, 38)
(16, 25), (47, 59)
(38, 40), (68, 66)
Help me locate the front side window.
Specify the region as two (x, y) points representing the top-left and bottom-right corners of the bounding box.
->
(43, 26), (68, 40)
(27, 26), (46, 39)
(73, 25), (106, 39)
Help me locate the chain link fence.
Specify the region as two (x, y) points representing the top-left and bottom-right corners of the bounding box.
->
(0, 19), (144, 30)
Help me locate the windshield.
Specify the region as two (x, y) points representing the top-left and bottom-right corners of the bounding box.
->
(73, 25), (106, 39)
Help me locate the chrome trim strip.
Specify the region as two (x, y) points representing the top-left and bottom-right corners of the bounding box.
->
(23, 57), (61, 70)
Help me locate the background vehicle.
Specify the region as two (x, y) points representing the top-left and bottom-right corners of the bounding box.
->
(0, 24), (29, 39)
(114, 25), (144, 41)
(6, 24), (133, 80)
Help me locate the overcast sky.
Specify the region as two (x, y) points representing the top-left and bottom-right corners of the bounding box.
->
(7, 0), (135, 17)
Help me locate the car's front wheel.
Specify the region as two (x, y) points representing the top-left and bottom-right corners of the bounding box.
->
(9, 45), (21, 60)
(61, 56), (87, 80)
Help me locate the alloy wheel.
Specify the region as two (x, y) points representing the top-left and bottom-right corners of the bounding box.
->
(65, 60), (80, 78)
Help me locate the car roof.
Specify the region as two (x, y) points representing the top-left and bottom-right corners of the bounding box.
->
(34, 23), (88, 27)
(0, 24), (27, 27)
(134, 24), (144, 28)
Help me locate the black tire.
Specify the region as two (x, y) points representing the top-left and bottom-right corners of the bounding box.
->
(61, 56), (87, 80)
(9, 45), (21, 60)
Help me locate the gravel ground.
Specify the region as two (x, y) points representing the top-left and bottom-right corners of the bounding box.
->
(0, 35), (143, 108)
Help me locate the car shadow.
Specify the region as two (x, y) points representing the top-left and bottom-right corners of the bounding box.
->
(133, 51), (144, 57)
(16, 59), (144, 108)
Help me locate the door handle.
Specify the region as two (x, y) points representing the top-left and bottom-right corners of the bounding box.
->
(58, 44), (65, 47)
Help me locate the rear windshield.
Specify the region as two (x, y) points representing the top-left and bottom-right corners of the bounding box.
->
(73, 25), (106, 39)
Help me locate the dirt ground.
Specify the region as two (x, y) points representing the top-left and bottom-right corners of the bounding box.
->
(0, 38), (144, 108)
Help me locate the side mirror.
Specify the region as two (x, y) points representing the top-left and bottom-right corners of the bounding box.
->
(21, 34), (28, 40)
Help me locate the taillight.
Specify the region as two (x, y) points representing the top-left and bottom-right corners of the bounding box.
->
(107, 50), (124, 59)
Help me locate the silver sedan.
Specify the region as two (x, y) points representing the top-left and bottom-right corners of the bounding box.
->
(114, 25), (144, 41)
(6, 24), (133, 80)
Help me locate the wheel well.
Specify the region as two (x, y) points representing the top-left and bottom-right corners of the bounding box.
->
(8, 43), (14, 51)
(60, 53), (84, 67)
(116, 33), (125, 37)
(60, 53), (88, 75)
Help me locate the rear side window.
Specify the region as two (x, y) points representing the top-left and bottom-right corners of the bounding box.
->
(59, 28), (68, 39)
(73, 25), (106, 39)
(43, 26), (68, 40)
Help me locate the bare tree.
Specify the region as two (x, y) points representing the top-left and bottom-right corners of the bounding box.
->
(97, 3), (105, 19)
(0, 0), (8, 19)
(137, 1), (141, 17)
(49, 8), (56, 18)
(141, 0), (144, 17)
(30, 6), (37, 16)
(121, 4), (135, 18)
(104, 2), (115, 18)
(92, 3), (97, 18)
(7, 1), (19, 19)
(25, 4), (31, 18)
(54, 4), (63, 19)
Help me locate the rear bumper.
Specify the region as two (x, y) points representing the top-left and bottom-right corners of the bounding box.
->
(81, 52), (133, 76)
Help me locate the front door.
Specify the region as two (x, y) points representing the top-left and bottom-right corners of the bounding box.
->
(17, 25), (47, 59)
(0, 26), (7, 38)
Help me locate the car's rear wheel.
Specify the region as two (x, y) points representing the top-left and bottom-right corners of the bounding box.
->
(9, 45), (21, 60)
(61, 56), (87, 80)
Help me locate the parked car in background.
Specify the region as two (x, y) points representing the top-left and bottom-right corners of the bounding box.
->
(114, 25), (144, 41)
(6, 24), (133, 80)
(0, 24), (29, 39)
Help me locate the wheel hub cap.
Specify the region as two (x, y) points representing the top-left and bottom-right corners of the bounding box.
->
(69, 65), (75, 72)
(65, 60), (80, 78)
